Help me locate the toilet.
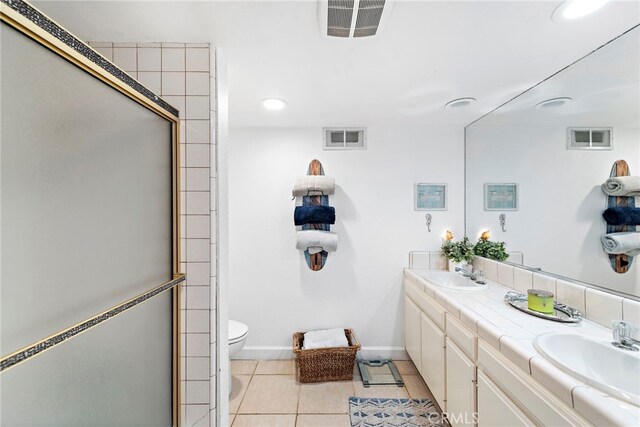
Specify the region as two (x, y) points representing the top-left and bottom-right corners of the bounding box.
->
(228, 320), (248, 394)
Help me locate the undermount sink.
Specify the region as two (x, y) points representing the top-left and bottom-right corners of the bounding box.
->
(413, 270), (488, 291)
(533, 333), (640, 405)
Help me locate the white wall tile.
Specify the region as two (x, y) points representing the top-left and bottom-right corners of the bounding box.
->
(137, 42), (161, 48)
(163, 42), (186, 48)
(162, 96), (185, 117)
(210, 180), (217, 209)
(88, 41), (112, 48)
(186, 381), (210, 404)
(210, 309), (217, 344)
(409, 252), (430, 269)
(112, 47), (136, 71)
(187, 286), (210, 310)
(162, 72), (186, 96)
(186, 310), (210, 333)
(187, 144), (211, 168)
(429, 252), (447, 270)
(186, 262), (210, 286)
(622, 299), (640, 340)
(138, 47), (161, 71)
(555, 280), (586, 314)
(533, 273), (556, 294)
(187, 72), (210, 96)
(186, 168), (210, 191)
(162, 47), (186, 71)
(484, 259), (498, 282)
(186, 357), (210, 380)
(472, 257), (484, 272)
(496, 263), (514, 288)
(513, 268), (533, 294)
(186, 214), (209, 239)
(114, 42), (136, 48)
(186, 48), (210, 72)
(186, 120), (210, 143)
(137, 72), (161, 94)
(186, 96), (210, 119)
(93, 46), (113, 61)
(585, 288), (623, 328)
(187, 239), (210, 262)
(187, 333), (210, 357)
(508, 252), (523, 265)
(185, 403), (209, 424)
(187, 192), (210, 215)
(210, 244), (217, 277)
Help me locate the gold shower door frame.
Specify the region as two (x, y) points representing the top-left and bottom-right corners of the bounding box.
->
(0, 3), (183, 425)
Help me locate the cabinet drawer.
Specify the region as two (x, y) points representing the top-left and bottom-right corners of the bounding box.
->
(478, 342), (592, 427)
(405, 279), (446, 329)
(446, 314), (477, 361)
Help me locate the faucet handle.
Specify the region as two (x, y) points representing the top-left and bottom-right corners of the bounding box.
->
(613, 320), (636, 342)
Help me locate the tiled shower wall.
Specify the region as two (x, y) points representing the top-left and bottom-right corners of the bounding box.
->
(88, 41), (218, 427)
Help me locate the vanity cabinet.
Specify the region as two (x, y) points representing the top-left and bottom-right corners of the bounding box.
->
(445, 338), (477, 427)
(404, 297), (422, 371)
(421, 313), (446, 410)
(477, 371), (533, 427)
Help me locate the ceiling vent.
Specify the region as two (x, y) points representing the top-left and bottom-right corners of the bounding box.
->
(567, 127), (613, 150)
(323, 128), (367, 150)
(319, 0), (395, 38)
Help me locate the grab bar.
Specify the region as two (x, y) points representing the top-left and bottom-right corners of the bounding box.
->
(0, 273), (185, 373)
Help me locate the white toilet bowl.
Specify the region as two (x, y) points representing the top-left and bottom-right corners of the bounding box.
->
(229, 320), (248, 395)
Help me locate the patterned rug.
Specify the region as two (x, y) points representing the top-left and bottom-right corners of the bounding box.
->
(349, 397), (446, 427)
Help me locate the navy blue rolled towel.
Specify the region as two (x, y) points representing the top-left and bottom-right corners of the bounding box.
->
(294, 206), (335, 225)
(602, 207), (640, 226)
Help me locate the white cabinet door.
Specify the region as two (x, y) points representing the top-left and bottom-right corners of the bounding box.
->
(405, 297), (421, 371)
(477, 371), (534, 427)
(446, 339), (477, 427)
(421, 313), (446, 410)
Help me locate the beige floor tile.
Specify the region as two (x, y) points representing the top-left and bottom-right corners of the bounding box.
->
(238, 375), (299, 414)
(255, 360), (295, 375)
(230, 413), (236, 426)
(403, 374), (435, 400)
(352, 382), (410, 399)
(298, 381), (355, 414)
(232, 414), (296, 427)
(296, 414), (351, 427)
(230, 375), (252, 414)
(232, 360), (258, 375)
(394, 360), (419, 375)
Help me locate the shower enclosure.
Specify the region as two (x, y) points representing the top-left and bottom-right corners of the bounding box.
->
(1, 1), (182, 425)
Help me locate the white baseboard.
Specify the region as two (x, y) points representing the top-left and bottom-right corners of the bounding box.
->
(234, 346), (408, 361)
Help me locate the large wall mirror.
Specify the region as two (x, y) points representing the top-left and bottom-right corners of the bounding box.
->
(465, 25), (639, 298)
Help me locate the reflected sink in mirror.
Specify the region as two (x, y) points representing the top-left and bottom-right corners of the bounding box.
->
(412, 270), (488, 291)
(533, 333), (640, 405)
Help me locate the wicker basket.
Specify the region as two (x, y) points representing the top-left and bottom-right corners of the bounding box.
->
(292, 328), (360, 383)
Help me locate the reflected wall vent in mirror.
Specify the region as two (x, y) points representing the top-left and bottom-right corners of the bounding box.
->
(567, 127), (613, 150)
(323, 128), (366, 150)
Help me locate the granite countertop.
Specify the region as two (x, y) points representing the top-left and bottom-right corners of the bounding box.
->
(404, 268), (640, 426)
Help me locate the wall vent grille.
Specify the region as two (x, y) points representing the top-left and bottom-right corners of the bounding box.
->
(323, 128), (367, 150)
(322, 0), (392, 38)
(567, 127), (613, 150)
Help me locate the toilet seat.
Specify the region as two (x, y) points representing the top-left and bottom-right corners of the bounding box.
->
(229, 320), (248, 344)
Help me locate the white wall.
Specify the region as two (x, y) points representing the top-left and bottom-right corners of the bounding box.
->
(228, 127), (464, 358)
(467, 126), (640, 297)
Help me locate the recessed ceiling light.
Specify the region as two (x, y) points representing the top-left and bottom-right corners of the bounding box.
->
(535, 97), (573, 110)
(444, 97), (476, 109)
(552, 0), (610, 22)
(261, 98), (287, 110)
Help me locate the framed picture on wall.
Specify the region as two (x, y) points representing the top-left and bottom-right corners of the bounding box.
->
(414, 183), (447, 210)
(484, 183), (519, 211)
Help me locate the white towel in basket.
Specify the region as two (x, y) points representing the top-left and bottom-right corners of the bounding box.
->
(302, 328), (349, 350)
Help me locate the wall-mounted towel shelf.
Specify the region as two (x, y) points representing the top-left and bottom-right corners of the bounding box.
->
(293, 159), (336, 271)
(603, 160), (636, 274)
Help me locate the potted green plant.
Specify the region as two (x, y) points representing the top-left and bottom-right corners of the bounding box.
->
(474, 231), (509, 261)
(441, 232), (475, 271)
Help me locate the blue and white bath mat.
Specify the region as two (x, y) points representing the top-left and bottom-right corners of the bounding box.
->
(349, 397), (445, 427)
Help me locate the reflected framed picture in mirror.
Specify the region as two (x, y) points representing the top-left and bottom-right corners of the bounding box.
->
(484, 183), (518, 211)
(415, 183), (447, 210)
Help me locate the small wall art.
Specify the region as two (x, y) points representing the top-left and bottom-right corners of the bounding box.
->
(414, 183), (447, 211)
(484, 183), (518, 211)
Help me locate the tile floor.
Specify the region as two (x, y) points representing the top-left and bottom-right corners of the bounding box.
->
(229, 359), (441, 427)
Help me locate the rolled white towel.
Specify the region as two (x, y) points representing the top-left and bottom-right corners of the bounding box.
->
(602, 176), (640, 197)
(303, 328), (349, 350)
(601, 232), (640, 256)
(292, 176), (335, 197)
(296, 230), (338, 253)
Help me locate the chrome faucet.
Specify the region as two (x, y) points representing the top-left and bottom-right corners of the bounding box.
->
(612, 321), (640, 351)
(455, 265), (476, 281)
